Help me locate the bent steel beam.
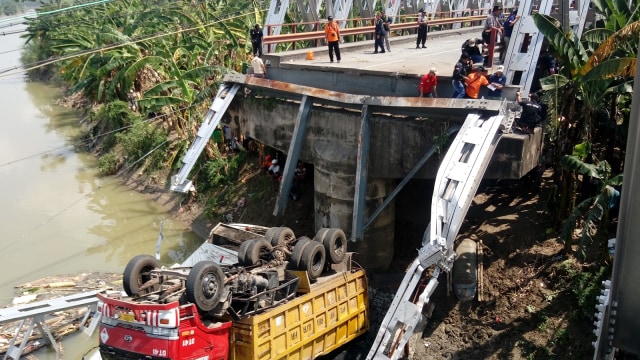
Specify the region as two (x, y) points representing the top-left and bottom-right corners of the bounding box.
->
(367, 112), (507, 360)
(361, 125), (461, 234)
(352, 104), (372, 242)
(171, 82), (240, 193)
(274, 95), (313, 216)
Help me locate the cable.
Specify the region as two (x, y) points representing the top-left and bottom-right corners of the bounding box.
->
(0, 0), (196, 33)
(0, 8), (263, 78)
(82, 346), (100, 359)
(0, 48), (23, 55)
(0, 103), (199, 169)
(0, 0), (224, 63)
(0, 135), (175, 252)
(0, 0), (118, 25)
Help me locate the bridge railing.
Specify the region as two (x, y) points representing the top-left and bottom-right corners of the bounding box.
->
(264, 10), (489, 53)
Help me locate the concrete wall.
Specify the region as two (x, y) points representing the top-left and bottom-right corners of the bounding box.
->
(225, 95), (541, 180)
(228, 97), (457, 179)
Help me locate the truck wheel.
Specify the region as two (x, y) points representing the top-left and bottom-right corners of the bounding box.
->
(123, 255), (161, 297)
(237, 239), (255, 265)
(313, 228), (330, 243)
(243, 238), (273, 265)
(186, 261), (225, 312)
(299, 242), (326, 280)
(317, 228), (347, 264)
(266, 227), (295, 246)
(289, 237), (313, 270)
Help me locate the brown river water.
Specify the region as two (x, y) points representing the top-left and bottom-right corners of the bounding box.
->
(0, 14), (203, 358)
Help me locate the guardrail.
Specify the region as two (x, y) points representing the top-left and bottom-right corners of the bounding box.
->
(264, 11), (492, 53)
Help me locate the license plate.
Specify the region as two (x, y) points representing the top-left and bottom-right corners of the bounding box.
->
(119, 313), (135, 322)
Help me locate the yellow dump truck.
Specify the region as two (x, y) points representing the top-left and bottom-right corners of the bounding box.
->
(96, 224), (369, 360)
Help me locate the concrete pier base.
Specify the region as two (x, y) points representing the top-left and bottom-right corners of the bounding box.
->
(313, 141), (395, 271)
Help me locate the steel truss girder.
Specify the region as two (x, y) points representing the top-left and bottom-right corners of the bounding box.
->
(0, 291), (102, 360)
(171, 83), (240, 193)
(295, 0), (322, 24)
(502, 0), (553, 96)
(366, 112), (506, 360)
(355, 125), (461, 241)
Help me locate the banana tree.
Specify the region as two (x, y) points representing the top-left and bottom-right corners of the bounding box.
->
(532, 13), (636, 256)
(559, 153), (622, 261)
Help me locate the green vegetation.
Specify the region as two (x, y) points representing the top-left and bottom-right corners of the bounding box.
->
(572, 266), (609, 314)
(97, 153), (118, 175)
(116, 121), (168, 172)
(532, 0), (637, 264)
(20, 0), (268, 205)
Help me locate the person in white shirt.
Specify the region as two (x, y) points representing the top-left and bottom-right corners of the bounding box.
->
(416, 9), (428, 48)
(250, 54), (267, 78)
(268, 159), (281, 179)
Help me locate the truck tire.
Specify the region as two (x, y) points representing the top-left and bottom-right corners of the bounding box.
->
(123, 255), (161, 297)
(186, 261), (225, 312)
(238, 239), (256, 265)
(313, 228), (329, 243)
(243, 238), (273, 265)
(315, 228), (347, 264)
(288, 237), (313, 270)
(299, 242), (326, 280)
(265, 227), (295, 246)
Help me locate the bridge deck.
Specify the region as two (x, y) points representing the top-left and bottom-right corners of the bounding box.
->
(262, 26), (518, 100)
(264, 27), (494, 79)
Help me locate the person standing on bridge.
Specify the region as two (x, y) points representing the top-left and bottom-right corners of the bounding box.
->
(500, 10), (520, 63)
(418, 68), (438, 98)
(324, 16), (341, 63)
(416, 9), (428, 48)
(482, 6), (503, 47)
(464, 66), (489, 99)
(373, 13), (385, 54)
(451, 53), (471, 98)
(250, 24), (264, 57)
(380, 10), (393, 52)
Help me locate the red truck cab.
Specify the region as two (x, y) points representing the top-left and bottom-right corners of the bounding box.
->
(97, 293), (232, 360)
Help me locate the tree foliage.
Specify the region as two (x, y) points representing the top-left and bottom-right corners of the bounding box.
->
(21, 0), (267, 176)
(532, 4), (636, 262)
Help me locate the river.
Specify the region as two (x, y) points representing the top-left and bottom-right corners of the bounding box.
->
(0, 14), (203, 358)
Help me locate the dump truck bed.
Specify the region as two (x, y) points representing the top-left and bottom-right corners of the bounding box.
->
(230, 268), (369, 360)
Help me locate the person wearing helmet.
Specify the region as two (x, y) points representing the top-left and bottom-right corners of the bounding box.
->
(268, 159), (281, 179)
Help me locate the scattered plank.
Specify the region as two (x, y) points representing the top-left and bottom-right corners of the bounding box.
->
(1, 272), (123, 357)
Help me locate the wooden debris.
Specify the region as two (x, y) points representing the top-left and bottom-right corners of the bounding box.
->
(46, 281), (77, 288)
(1, 272), (123, 358)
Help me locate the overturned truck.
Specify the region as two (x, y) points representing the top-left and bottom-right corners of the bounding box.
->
(96, 223), (369, 360)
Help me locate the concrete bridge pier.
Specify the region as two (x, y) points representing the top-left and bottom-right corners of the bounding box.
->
(313, 141), (395, 272)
